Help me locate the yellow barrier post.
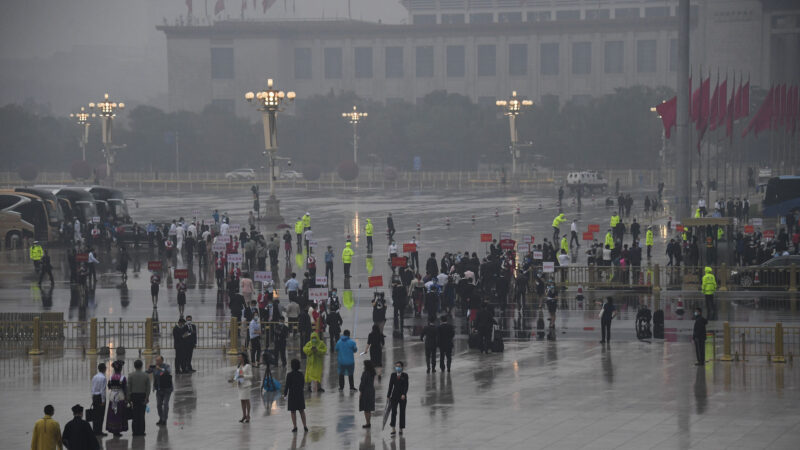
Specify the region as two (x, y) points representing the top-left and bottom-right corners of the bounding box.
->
(653, 264), (661, 292)
(28, 316), (44, 355)
(227, 317), (239, 355)
(720, 322), (733, 361)
(142, 318), (155, 356)
(790, 264), (797, 292)
(773, 322), (786, 363)
(87, 318), (97, 355)
(718, 263), (728, 291)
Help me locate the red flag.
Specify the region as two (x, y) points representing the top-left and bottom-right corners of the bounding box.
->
(741, 81), (750, 117)
(792, 85), (799, 136)
(215, 0), (225, 15)
(776, 84), (785, 127)
(780, 84), (788, 127)
(742, 86), (774, 138)
(242, 0), (247, 12)
(655, 97), (677, 139)
(715, 79), (727, 130)
(708, 80), (720, 131)
(690, 78), (702, 124)
(186, 0), (193, 15)
(788, 85), (798, 134)
(734, 81), (743, 119)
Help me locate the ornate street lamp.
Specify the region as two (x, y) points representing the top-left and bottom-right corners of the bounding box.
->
(89, 93), (125, 184)
(496, 91), (533, 179)
(69, 107), (95, 161)
(245, 78), (295, 224)
(342, 105), (367, 165)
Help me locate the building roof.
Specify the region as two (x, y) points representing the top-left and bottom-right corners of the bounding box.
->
(157, 16), (680, 39)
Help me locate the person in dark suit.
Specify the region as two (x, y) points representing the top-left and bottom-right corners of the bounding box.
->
(421, 319), (438, 373)
(172, 318), (186, 373)
(387, 361), (409, 436)
(437, 315), (455, 372)
(358, 360), (376, 428)
(184, 315), (197, 372)
(282, 359), (308, 433)
(475, 302), (496, 354)
(62, 404), (99, 450)
(692, 307), (709, 365)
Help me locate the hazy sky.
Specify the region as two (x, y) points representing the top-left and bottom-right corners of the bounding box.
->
(0, 0), (407, 60)
(0, 0), (407, 112)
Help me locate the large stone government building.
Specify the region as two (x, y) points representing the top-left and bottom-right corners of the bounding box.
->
(158, 0), (799, 115)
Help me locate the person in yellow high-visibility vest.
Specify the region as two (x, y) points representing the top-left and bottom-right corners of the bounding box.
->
(295, 218), (304, 251)
(610, 213), (620, 229)
(645, 226), (654, 259)
(604, 229), (615, 251)
(560, 235), (569, 254)
(341, 241), (354, 279)
(552, 213), (566, 242)
(29, 241), (43, 273)
(302, 212), (311, 231)
(365, 219), (374, 252)
(701, 266), (717, 321)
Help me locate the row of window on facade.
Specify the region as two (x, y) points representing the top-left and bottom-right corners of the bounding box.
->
(210, 40), (677, 80)
(411, 5), (695, 25)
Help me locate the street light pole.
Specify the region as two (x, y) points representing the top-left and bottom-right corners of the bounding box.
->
(496, 91), (533, 182)
(88, 93), (124, 185)
(69, 107), (94, 161)
(342, 105), (367, 164)
(246, 78), (295, 224)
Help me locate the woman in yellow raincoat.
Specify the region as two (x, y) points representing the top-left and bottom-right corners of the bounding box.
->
(303, 331), (327, 392)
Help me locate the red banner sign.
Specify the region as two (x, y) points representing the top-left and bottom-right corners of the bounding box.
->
(391, 256), (408, 267)
(744, 225), (754, 234)
(763, 230), (775, 239)
(675, 225), (685, 232)
(480, 233), (492, 243)
(147, 261), (162, 271)
(499, 239), (516, 250)
(368, 275), (383, 288)
(76, 253), (88, 262)
(173, 269), (188, 279)
(582, 232), (594, 241)
(588, 224), (600, 232)
(402, 243), (416, 253)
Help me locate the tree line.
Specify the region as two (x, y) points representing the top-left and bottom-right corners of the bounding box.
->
(3, 84), (770, 175)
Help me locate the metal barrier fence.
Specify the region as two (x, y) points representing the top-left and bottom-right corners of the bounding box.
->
(717, 322), (798, 362)
(537, 264), (798, 292)
(2, 317), (298, 356)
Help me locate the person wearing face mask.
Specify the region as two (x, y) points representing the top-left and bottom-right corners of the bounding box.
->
(387, 361), (409, 436)
(692, 308), (708, 366)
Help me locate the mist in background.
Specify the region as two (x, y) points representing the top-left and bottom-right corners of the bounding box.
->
(0, 0), (405, 114)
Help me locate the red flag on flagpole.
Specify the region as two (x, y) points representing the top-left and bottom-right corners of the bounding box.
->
(655, 97), (677, 139)
(215, 0), (225, 15)
(696, 76), (711, 151)
(726, 85), (735, 140)
(186, 0), (193, 16)
(734, 80), (743, 119)
(742, 85), (774, 138)
(792, 85), (799, 136)
(262, 0), (276, 13)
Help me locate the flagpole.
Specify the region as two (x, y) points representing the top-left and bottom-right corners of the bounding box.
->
(675, 0), (692, 219)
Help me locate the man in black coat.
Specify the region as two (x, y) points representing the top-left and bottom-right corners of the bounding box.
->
(62, 404), (100, 450)
(437, 315), (455, 372)
(391, 280), (408, 335)
(229, 293), (245, 322)
(692, 307), (708, 365)
(425, 253), (438, 278)
(475, 302), (496, 354)
(172, 318), (186, 373)
(297, 308), (312, 354)
(386, 213), (395, 240)
(421, 319), (438, 373)
(184, 315), (197, 372)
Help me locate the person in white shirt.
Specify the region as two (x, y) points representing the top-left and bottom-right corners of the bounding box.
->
(187, 222), (197, 237)
(303, 228), (313, 252)
(436, 271), (448, 288)
(87, 249), (100, 283)
(248, 316), (261, 367)
(73, 219), (82, 244)
(176, 226), (185, 251)
(220, 222), (230, 236)
(90, 363), (107, 436)
(570, 220), (579, 248)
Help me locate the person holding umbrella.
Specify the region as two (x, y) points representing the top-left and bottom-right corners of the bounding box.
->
(385, 361), (409, 436)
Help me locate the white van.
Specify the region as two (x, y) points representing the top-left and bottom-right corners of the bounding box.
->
(565, 171), (607, 194)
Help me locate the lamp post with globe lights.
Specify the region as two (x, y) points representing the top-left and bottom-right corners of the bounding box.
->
(88, 93), (125, 184)
(496, 91), (533, 181)
(69, 107), (94, 161)
(342, 105), (367, 165)
(245, 78), (295, 224)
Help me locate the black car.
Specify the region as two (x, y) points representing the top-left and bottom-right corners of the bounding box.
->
(730, 255), (800, 289)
